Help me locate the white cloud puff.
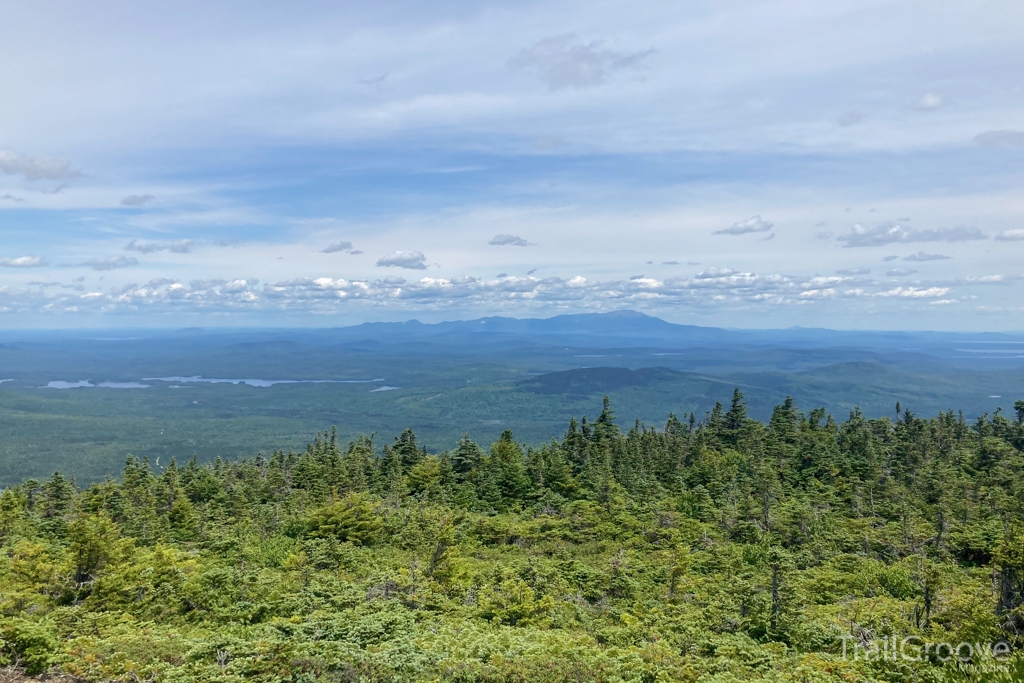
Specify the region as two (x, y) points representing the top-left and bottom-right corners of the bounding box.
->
(995, 229), (1024, 241)
(0, 150), (78, 181)
(0, 255), (47, 268)
(714, 215), (773, 236)
(838, 223), (986, 247)
(489, 234), (532, 246)
(903, 251), (949, 262)
(876, 286), (950, 298)
(376, 250), (427, 269)
(322, 241), (355, 253)
(695, 267), (739, 279)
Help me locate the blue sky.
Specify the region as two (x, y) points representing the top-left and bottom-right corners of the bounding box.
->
(1, 0), (1023, 329)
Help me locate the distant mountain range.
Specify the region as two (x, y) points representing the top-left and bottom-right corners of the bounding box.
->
(319, 310), (1024, 359)
(2, 310), (1023, 484)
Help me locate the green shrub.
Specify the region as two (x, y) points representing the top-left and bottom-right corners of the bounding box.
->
(0, 617), (60, 675)
(306, 493), (383, 545)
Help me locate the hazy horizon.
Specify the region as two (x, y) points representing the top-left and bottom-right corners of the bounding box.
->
(2, 308), (1024, 334)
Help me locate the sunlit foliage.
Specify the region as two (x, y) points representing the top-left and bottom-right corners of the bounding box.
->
(2, 396), (1024, 681)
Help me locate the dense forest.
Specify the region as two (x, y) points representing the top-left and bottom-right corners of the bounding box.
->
(2, 392), (1024, 682)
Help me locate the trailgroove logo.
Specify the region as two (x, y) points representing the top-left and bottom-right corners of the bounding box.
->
(840, 635), (1011, 665)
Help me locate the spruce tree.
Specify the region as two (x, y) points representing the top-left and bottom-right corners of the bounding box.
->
(724, 388), (748, 445)
(488, 430), (531, 505)
(594, 395), (620, 444)
(562, 417), (588, 474)
(451, 433), (484, 480)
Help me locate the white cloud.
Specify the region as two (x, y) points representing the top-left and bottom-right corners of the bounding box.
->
(838, 222), (986, 247)
(376, 250), (427, 269)
(322, 241), (355, 253)
(489, 234), (532, 246)
(886, 268), (916, 277)
(876, 286), (950, 298)
(714, 215), (774, 236)
(799, 288), (836, 299)
(9, 263), (1020, 324)
(121, 194), (155, 206)
(511, 34), (654, 89)
(903, 251), (949, 261)
(222, 278), (255, 292)
(0, 150), (78, 181)
(125, 239), (193, 254)
(695, 267), (739, 279)
(79, 256), (138, 271)
(0, 256), (47, 268)
(995, 229), (1024, 241)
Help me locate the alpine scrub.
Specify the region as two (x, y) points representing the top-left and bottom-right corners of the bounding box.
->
(2, 394), (1024, 682)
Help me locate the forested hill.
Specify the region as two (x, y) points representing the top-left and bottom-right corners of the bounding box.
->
(3, 393), (1024, 682)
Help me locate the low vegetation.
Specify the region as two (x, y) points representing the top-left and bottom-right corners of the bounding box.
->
(2, 393), (1024, 681)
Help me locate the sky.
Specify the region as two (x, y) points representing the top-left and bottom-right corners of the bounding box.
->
(1, 0), (1023, 330)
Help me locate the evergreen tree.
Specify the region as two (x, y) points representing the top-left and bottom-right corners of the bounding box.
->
(562, 417), (588, 474)
(450, 433), (484, 480)
(724, 388), (748, 445)
(594, 395), (620, 444)
(392, 428), (424, 472)
(486, 430), (531, 506)
(345, 436), (377, 492)
(39, 472), (76, 519)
